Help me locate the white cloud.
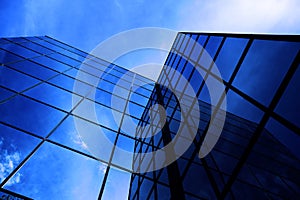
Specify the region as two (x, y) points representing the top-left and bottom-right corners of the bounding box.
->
(0, 148), (22, 186)
(99, 164), (107, 174)
(72, 132), (89, 150)
(177, 0), (300, 33)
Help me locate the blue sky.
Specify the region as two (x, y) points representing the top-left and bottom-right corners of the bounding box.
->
(1, 0), (299, 53)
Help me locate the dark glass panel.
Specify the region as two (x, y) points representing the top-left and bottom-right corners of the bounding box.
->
(265, 118), (300, 160)
(230, 180), (268, 200)
(274, 65), (300, 128)
(226, 90), (264, 123)
(182, 163), (216, 199)
(157, 183), (170, 199)
(138, 178), (153, 200)
(213, 37), (248, 81)
(233, 40), (299, 106)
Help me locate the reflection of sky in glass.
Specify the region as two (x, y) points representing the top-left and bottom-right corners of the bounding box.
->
(1, 31), (300, 199)
(0, 124), (40, 187)
(4, 142), (105, 200)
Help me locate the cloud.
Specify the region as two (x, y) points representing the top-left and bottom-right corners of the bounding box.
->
(72, 132), (89, 150)
(177, 0), (300, 33)
(0, 137), (22, 187)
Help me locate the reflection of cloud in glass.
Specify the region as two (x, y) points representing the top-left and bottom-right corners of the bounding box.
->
(0, 137), (22, 186)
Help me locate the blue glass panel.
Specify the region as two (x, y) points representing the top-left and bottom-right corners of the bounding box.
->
(4, 142), (105, 199)
(46, 53), (80, 67)
(0, 66), (40, 92)
(0, 87), (16, 102)
(266, 118), (300, 160)
(138, 178), (153, 199)
(233, 40), (300, 106)
(48, 115), (93, 155)
(24, 82), (81, 112)
(226, 90), (264, 123)
(183, 164), (216, 199)
(0, 95), (66, 137)
(157, 183), (170, 199)
(1, 43), (40, 58)
(72, 99), (121, 132)
(213, 37), (248, 81)
(274, 65), (300, 128)
(201, 36), (223, 60)
(7, 60), (58, 80)
(250, 166), (294, 196)
(29, 56), (71, 72)
(0, 38), (9, 44)
(0, 124), (40, 186)
(127, 102), (145, 117)
(0, 49), (23, 64)
(130, 92), (150, 107)
(101, 167), (131, 200)
(231, 180), (267, 199)
(32, 38), (66, 52)
(48, 74), (92, 97)
(179, 35), (189, 53)
(19, 41), (54, 55)
(42, 37), (88, 58)
(211, 150), (238, 174)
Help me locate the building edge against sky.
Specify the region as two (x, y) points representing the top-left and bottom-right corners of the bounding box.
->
(0, 32), (300, 199)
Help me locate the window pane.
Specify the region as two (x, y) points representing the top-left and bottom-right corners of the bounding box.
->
(274, 65), (300, 128)
(1, 43), (40, 58)
(0, 66), (40, 92)
(101, 167), (131, 200)
(0, 49), (23, 64)
(0, 124), (40, 186)
(7, 60), (58, 80)
(233, 39), (300, 106)
(24, 82), (81, 112)
(4, 142), (105, 199)
(213, 37), (248, 81)
(30, 56), (71, 72)
(0, 95), (66, 137)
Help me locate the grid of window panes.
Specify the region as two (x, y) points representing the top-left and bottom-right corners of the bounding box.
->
(0, 36), (155, 199)
(129, 33), (300, 199)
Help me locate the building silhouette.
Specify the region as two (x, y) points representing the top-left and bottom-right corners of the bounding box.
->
(0, 33), (299, 199)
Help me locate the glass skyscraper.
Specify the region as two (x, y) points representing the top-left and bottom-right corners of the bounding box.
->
(129, 33), (300, 199)
(0, 33), (299, 199)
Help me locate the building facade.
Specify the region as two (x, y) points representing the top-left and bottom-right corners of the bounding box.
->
(0, 33), (299, 199)
(129, 33), (300, 199)
(0, 36), (155, 199)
